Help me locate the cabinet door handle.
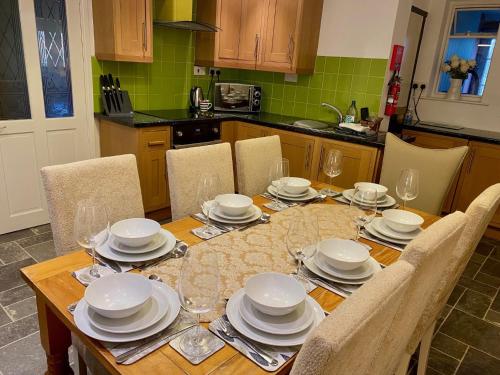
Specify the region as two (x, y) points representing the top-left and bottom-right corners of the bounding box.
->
(148, 140), (165, 146)
(318, 146), (325, 170)
(287, 34), (294, 65)
(254, 34), (260, 60)
(304, 144), (312, 171)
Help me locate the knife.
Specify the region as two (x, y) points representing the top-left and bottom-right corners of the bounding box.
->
(103, 75), (117, 112)
(108, 73), (121, 112)
(100, 75), (111, 113)
(115, 77), (124, 105)
(85, 249), (123, 273)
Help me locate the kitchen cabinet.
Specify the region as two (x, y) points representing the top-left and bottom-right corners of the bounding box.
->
(402, 130), (468, 213)
(195, 0), (323, 73)
(312, 139), (380, 190)
(99, 120), (170, 214)
(235, 122), (271, 140)
(92, 0), (153, 63)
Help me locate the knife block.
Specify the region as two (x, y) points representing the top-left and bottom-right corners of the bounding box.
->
(100, 88), (133, 117)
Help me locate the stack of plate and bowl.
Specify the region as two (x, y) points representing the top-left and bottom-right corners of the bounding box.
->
(342, 182), (397, 209)
(364, 209), (424, 246)
(208, 194), (263, 225)
(73, 273), (180, 342)
(304, 238), (382, 285)
(95, 218), (177, 263)
(225, 273), (325, 346)
(267, 177), (319, 202)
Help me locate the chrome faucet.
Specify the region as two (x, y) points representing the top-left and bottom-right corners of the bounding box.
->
(321, 102), (343, 124)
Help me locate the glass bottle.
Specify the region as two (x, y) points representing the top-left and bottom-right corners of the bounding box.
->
(345, 100), (358, 123)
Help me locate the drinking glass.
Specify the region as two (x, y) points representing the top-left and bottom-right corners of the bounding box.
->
(286, 213), (319, 281)
(320, 149), (343, 197)
(74, 199), (110, 278)
(178, 248), (220, 358)
(349, 187), (377, 240)
(396, 168), (419, 208)
(268, 158), (290, 197)
(196, 174), (222, 237)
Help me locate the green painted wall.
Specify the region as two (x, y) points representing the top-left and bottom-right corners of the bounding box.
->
(92, 27), (387, 121)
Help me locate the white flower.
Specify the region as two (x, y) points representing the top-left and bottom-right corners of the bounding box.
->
(451, 60), (460, 68)
(451, 55), (460, 62)
(460, 64), (469, 73)
(468, 59), (477, 68)
(442, 64), (451, 72)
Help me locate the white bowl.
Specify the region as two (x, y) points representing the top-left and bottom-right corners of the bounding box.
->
(84, 273), (152, 319)
(319, 238), (370, 270)
(215, 194), (253, 217)
(382, 209), (424, 233)
(284, 177), (311, 195)
(354, 182), (388, 199)
(244, 272), (306, 316)
(110, 218), (160, 247)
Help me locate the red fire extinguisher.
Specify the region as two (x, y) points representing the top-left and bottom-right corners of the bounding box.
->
(385, 70), (401, 116)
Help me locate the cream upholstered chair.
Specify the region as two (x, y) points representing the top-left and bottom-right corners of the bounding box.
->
(235, 135), (282, 196)
(379, 133), (468, 215)
(291, 261), (414, 375)
(404, 183), (500, 375)
(369, 211), (467, 375)
(166, 142), (234, 220)
(40, 154), (144, 255)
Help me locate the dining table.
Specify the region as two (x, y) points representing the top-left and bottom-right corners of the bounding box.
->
(20, 182), (440, 375)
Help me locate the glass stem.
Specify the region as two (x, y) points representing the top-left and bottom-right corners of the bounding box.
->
(194, 313), (201, 346)
(297, 258), (302, 274)
(356, 225), (361, 241)
(91, 247), (97, 270)
(402, 199), (406, 209)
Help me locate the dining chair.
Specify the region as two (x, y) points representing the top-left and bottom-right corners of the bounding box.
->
(403, 183), (500, 375)
(379, 133), (468, 215)
(166, 142), (235, 220)
(291, 261), (414, 375)
(235, 135), (282, 197)
(40, 154), (144, 255)
(368, 211), (468, 375)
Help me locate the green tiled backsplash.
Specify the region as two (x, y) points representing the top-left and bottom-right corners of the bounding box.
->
(92, 28), (387, 121)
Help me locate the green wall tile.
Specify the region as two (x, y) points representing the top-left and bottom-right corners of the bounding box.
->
(369, 59), (387, 77)
(309, 73), (324, 89)
(270, 99), (283, 113)
(353, 58), (371, 76)
(325, 57), (340, 73)
(339, 57), (355, 74)
(283, 86), (296, 101)
(351, 75), (368, 92)
(307, 88), (321, 104)
(272, 84), (284, 99)
(337, 74), (352, 92)
(293, 102), (307, 117)
(295, 87), (308, 103)
(367, 77), (385, 94)
(323, 73), (338, 91)
(314, 56), (326, 73)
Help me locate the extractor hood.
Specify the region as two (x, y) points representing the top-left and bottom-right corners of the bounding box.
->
(154, 0), (219, 32)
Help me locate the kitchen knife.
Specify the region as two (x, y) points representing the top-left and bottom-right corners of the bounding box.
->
(116, 77), (124, 105)
(100, 75), (112, 113)
(108, 73), (121, 112)
(103, 75), (117, 112)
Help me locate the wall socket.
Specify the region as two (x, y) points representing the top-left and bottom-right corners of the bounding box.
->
(193, 66), (207, 76)
(284, 73), (298, 82)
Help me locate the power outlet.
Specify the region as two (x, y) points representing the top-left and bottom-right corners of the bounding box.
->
(193, 66), (207, 76)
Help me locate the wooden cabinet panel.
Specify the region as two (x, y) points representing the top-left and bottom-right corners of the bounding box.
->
(139, 147), (169, 212)
(235, 122), (270, 140)
(454, 141), (500, 229)
(217, 0), (242, 60)
(313, 139), (379, 189)
(402, 129), (469, 213)
(238, 0), (265, 62)
(115, 0), (145, 59)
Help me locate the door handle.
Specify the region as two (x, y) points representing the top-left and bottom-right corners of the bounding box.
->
(287, 34), (294, 65)
(254, 34), (260, 60)
(304, 144), (312, 171)
(148, 140), (165, 146)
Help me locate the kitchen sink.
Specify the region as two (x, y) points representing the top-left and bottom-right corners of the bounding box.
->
(292, 119), (331, 129)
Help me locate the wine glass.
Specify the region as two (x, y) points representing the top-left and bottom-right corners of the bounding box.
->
(286, 213), (319, 282)
(396, 168), (419, 209)
(320, 149), (343, 196)
(74, 199), (110, 278)
(268, 158), (290, 198)
(196, 174), (222, 237)
(349, 187), (377, 241)
(178, 248), (220, 358)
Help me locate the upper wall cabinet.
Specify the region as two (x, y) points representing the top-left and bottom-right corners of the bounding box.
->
(92, 0), (153, 63)
(195, 0), (323, 73)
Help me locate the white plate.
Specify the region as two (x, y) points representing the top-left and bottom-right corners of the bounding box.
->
(342, 189), (397, 208)
(210, 206), (262, 224)
(108, 231), (168, 254)
(87, 284), (169, 334)
(304, 256), (382, 285)
(372, 217), (422, 240)
(314, 252), (374, 280)
(365, 221), (411, 245)
(226, 289), (325, 346)
(267, 186), (319, 202)
(271, 181), (309, 198)
(74, 281), (180, 342)
(239, 294), (314, 335)
(213, 205), (256, 220)
(343, 189), (388, 203)
(95, 228), (176, 262)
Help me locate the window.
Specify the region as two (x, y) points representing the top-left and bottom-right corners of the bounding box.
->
(438, 7), (500, 97)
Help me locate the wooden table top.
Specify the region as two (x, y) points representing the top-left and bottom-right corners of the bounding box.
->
(21, 183), (440, 375)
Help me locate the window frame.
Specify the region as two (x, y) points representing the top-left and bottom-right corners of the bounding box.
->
(432, 1), (500, 102)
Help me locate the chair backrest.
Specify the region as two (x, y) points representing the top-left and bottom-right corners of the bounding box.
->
(291, 261), (414, 375)
(235, 135), (282, 197)
(406, 183), (500, 353)
(40, 154), (144, 255)
(379, 133), (468, 215)
(370, 211), (467, 374)
(166, 142), (234, 220)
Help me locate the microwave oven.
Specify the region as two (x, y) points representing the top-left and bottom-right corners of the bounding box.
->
(214, 83), (261, 113)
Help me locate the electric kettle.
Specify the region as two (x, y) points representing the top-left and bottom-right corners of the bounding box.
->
(190, 86), (204, 110)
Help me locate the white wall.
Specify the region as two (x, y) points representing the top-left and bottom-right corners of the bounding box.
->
(412, 0), (500, 131)
(317, 0), (400, 58)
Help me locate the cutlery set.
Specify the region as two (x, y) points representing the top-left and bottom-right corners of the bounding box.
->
(99, 73), (133, 117)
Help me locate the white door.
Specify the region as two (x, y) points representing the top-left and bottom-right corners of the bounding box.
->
(0, 0), (92, 234)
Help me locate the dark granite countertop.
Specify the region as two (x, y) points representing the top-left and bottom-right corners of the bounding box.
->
(402, 122), (500, 145)
(95, 110), (402, 148)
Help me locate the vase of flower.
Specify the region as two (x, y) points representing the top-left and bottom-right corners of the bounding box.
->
(441, 55), (477, 100)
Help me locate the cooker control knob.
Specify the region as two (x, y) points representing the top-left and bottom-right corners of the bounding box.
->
(176, 130), (183, 137)
(254, 91), (261, 98)
(213, 127), (219, 134)
(253, 99), (260, 106)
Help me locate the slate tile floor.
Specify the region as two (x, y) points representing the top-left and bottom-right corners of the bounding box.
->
(0, 225), (498, 375)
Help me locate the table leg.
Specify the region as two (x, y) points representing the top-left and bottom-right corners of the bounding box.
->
(36, 295), (73, 375)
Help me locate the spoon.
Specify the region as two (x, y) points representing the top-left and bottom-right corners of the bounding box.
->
(148, 274), (163, 282)
(239, 213), (271, 231)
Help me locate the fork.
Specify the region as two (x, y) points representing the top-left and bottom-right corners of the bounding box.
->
(218, 317), (278, 366)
